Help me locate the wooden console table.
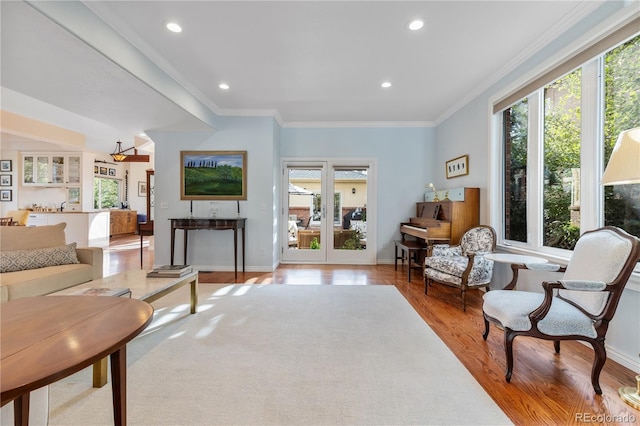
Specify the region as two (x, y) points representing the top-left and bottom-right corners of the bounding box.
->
(169, 217), (246, 278)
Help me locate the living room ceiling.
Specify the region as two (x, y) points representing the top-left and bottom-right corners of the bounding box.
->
(1, 1), (603, 153)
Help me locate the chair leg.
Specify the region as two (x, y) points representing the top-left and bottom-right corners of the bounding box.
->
(504, 330), (516, 383)
(461, 289), (466, 312)
(553, 340), (560, 354)
(424, 276), (429, 295)
(590, 340), (606, 395)
(482, 316), (490, 340)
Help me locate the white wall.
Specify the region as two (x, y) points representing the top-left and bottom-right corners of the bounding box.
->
(281, 126), (436, 262)
(149, 117), (278, 272)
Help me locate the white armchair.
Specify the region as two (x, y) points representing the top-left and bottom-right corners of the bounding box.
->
(482, 226), (640, 394)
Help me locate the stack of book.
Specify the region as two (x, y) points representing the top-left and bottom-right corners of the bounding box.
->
(147, 265), (193, 278)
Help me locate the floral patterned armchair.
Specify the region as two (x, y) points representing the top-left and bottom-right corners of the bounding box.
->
(424, 225), (497, 311)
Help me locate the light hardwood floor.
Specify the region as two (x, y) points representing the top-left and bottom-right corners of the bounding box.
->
(110, 234), (640, 425)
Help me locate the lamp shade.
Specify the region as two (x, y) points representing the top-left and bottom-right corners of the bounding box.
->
(602, 127), (640, 185)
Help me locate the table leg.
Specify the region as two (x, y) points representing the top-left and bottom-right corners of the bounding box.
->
(93, 357), (108, 388)
(140, 233), (143, 269)
(183, 229), (188, 265)
(110, 346), (127, 426)
(13, 393), (29, 426)
(504, 263), (525, 290)
(190, 276), (198, 314)
(233, 228), (238, 279)
(241, 226), (246, 272)
(170, 227), (176, 265)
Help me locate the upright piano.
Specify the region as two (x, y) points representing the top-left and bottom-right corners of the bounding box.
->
(400, 187), (479, 247)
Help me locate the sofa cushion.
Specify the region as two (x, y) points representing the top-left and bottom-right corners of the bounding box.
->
(1, 243), (80, 273)
(1, 264), (94, 301)
(0, 222), (67, 251)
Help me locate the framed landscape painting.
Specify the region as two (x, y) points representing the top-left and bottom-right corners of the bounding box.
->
(180, 151), (247, 200)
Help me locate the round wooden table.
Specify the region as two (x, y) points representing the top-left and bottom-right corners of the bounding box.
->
(0, 296), (154, 426)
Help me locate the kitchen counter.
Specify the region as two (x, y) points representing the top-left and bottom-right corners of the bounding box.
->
(26, 212), (110, 247)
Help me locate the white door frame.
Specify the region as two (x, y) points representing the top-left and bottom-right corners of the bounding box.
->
(281, 157), (376, 265)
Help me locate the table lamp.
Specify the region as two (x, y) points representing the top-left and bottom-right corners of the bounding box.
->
(603, 127), (640, 410)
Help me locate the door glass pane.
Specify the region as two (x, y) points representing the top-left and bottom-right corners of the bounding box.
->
(543, 69), (581, 250)
(287, 168), (319, 251)
(333, 168), (367, 250)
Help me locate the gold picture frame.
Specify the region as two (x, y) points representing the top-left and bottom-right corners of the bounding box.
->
(445, 155), (469, 179)
(180, 151), (247, 200)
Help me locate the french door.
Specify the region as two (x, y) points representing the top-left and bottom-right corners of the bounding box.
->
(281, 159), (376, 264)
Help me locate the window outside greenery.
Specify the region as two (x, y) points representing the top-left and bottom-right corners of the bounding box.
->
(543, 69), (582, 249)
(503, 99), (528, 243)
(94, 177), (120, 209)
(501, 34), (639, 251)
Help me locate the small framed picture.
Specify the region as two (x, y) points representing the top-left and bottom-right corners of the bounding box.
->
(0, 189), (12, 201)
(94, 165), (99, 174)
(445, 155), (469, 179)
(99, 167), (108, 175)
(0, 175), (11, 186)
(0, 160), (12, 172)
(109, 168), (116, 176)
(138, 181), (147, 197)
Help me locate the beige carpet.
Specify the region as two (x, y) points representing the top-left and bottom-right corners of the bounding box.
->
(48, 284), (512, 425)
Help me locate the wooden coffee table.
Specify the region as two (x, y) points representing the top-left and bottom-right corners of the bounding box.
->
(1, 296), (153, 426)
(51, 269), (198, 387)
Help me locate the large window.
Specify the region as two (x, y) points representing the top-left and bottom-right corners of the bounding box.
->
(543, 69), (582, 250)
(503, 99), (528, 243)
(499, 34), (639, 253)
(94, 177), (121, 209)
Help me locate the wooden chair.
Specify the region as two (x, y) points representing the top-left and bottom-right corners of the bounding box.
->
(482, 226), (640, 394)
(0, 217), (14, 226)
(424, 225), (497, 311)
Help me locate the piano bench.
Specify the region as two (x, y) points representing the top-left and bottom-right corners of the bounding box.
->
(394, 240), (427, 283)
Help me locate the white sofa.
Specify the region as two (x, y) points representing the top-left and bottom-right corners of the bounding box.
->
(0, 223), (103, 303)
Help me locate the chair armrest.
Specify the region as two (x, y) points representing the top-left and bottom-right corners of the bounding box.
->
(528, 280), (562, 324)
(524, 262), (566, 272)
(76, 247), (103, 279)
(558, 280), (606, 291)
(528, 280), (602, 325)
(432, 245), (462, 257)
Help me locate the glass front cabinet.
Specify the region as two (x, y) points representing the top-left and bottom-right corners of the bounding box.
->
(22, 153), (82, 186)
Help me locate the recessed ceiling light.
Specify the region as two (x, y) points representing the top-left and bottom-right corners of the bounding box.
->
(219, 83), (230, 90)
(408, 19), (424, 31)
(165, 21), (182, 33)
(381, 81), (392, 88)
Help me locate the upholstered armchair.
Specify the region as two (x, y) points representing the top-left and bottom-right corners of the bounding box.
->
(424, 225), (497, 311)
(482, 226), (640, 394)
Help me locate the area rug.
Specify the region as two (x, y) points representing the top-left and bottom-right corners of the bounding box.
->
(48, 284), (512, 425)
